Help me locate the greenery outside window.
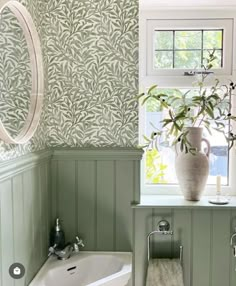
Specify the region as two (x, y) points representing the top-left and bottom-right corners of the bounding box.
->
(154, 30), (223, 69)
(146, 18), (233, 76)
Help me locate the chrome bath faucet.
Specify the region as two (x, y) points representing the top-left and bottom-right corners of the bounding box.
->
(48, 236), (85, 260)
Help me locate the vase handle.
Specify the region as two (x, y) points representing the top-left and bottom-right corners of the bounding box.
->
(201, 138), (211, 157)
(175, 143), (180, 156)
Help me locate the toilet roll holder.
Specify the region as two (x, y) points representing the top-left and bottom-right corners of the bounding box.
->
(230, 228), (236, 257)
(147, 220), (183, 262)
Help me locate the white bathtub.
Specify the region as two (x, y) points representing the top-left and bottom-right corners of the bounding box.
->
(29, 251), (132, 286)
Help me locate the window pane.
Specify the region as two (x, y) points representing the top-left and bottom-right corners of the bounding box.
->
(145, 110), (177, 184)
(144, 89), (228, 185)
(145, 89), (196, 184)
(154, 31), (173, 50)
(207, 129), (228, 184)
(154, 51), (173, 69)
(175, 51), (201, 68)
(203, 30), (222, 49)
(203, 49), (222, 68)
(175, 31), (202, 49)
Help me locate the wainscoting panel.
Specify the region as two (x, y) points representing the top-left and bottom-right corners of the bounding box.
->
(230, 210), (236, 286)
(134, 208), (236, 286)
(51, 149), (143, 253)
(97, 161), (115, 251)
(211, 210), (231, 286)
(192, 210), (211, 286)
(1, 148), (235, 286)
(172, 209), (192, 286)
(51, 149), (236, 286)
(0, 150), (51, 286)
(115, 160), (134, 251)
(58, 160), (76, 243)
(77, 160), (97, 250)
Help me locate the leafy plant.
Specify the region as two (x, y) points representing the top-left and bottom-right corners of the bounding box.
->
(139, 51), (236, 153)
(146, 149), (167, 184)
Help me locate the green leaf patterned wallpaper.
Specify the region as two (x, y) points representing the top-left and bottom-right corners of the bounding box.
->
(0, 0), (138, 160)
(44, 0), (139, 147)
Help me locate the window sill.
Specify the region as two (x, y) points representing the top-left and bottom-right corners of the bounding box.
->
(132, 195), (236, 209)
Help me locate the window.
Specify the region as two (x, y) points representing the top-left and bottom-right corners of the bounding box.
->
(154, 30), (223, 69)
(139, 12), (236, 195)
(146, 19), (233, 76)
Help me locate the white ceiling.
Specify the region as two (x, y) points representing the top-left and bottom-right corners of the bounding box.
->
(140, 0), (236, 10)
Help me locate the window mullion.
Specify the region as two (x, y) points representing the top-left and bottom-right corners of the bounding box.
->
(173, 30), (175, 68)
(201, 30), (204, 67)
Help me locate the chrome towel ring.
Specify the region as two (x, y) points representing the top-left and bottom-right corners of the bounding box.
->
(147, 220), (183, 263)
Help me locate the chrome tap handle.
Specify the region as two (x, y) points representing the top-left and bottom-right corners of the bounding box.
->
(48, 244), (57, 257)
(230, 232), (236, 258)
(75, 236), (85, 248)
(231, 233), (236, 247)
(73, 236), (85, 252)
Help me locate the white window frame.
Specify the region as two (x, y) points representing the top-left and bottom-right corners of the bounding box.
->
(139, 9), (236, 196)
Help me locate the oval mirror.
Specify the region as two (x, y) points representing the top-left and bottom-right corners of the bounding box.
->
(0, 0), (43, 144)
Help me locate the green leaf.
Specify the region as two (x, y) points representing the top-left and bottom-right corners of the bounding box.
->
(161, 101), (169, 109)
(228, 116), (236, 120)
(208, 101), (214, 111)
(143, 135), (151, 142)
(205, 107), (214, 118)
(205, 124), (212, 135)
(147, 85), (158, 94)
(180, 139), (184, 152)
(174, 122), (181, 131)
(141, 95), (152, 105)
(137, 92), (145, 99)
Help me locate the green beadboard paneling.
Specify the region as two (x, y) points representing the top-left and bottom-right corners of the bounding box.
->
(134, 207), (236, 286)
(230, 210), (236, 286)
(0, 151), (51, 286)
(39, 163), (50, 259)
(23, 169), (35, 284)
(96, 161), (115, 251)
(0, 180), (14, 286)
(134, 208), (152, 286)
(115, 161), (134, 251)
(77, 161), (97, 250)
(211, 210), (231, 286)
(52, 148), (143, 161)
(51, 160), (58, 224)
(133, 160), (141, 204)
(76, 161), (97, 250)
(1, 149), (235, 286)
(31, 167), (41, 278)
(192, 210), (211, 286)
(13, 175), (25, 286)
(57, 161), (77, 242)
(173, 209), (192, 286)
(50, 150), (236, 286)
(51, 150), (141, 255)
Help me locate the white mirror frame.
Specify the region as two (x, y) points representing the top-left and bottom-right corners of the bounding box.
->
(0, 0), (44, 144)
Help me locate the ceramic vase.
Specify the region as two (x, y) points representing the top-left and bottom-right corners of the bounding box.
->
(175, 127), (210, 201)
